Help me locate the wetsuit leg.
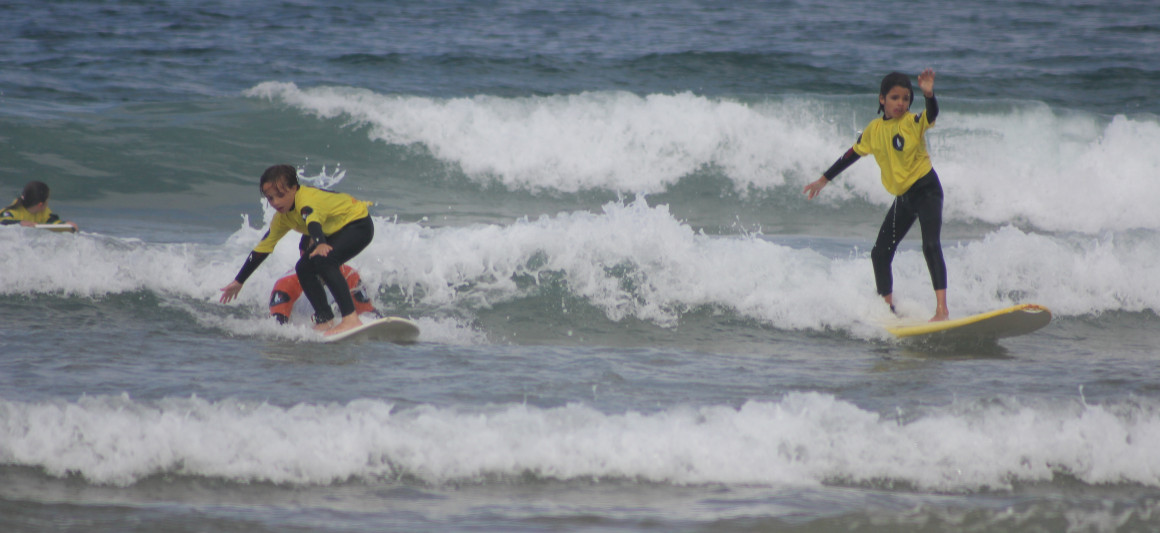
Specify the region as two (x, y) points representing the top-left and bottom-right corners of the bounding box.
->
(913, 175), (947, 291)
(297, 217), (375, 322)
(871, 188), (920, 297)
(870, 172), (947, 298)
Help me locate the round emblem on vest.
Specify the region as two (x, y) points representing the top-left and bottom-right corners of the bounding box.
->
(892, 134), (905, 151)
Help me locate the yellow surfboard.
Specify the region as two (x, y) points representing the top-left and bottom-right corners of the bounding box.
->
(886, 304), (1052, 340)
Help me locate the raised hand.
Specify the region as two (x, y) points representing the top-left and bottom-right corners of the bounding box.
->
(917, 68), (936, 97)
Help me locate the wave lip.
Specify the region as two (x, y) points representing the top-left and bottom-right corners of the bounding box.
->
(247, 82), (1160, 234)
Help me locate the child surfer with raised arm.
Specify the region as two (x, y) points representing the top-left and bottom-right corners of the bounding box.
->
(802, 69), (949, 321)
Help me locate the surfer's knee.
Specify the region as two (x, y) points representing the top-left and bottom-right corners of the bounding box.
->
(871, 244), (895, 266)
(921, 240), (942, 258)
(294, 256), (315, 278)
(304, 252), (340, 272)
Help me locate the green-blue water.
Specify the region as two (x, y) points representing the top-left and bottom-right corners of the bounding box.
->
(3, 1), (1160, 531)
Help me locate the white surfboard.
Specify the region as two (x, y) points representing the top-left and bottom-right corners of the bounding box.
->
(35, 224), (76, 233)
(321, 316), (420, 344)
(886, 303), (1052, 340)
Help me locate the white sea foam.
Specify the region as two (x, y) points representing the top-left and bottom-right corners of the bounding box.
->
(1, 392), (1158, 491)
(937, 108), (1160, 233)
(245, 82), (827, 195)
(246, 82), (1160, 234)
(1, 198), (1157, 336)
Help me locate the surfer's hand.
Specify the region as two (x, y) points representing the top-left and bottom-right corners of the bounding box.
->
(918, 67), (935, 97)
(309, 243), (333, 258)
(803, 177), (829, 200)
(219, 281), (242, 304)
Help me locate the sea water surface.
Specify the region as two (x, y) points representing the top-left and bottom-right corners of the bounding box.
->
(2, 1), (1160, 531)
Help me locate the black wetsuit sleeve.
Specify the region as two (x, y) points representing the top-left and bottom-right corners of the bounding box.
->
(822, 148), (862, 181)
(307, 221), (327, 247)
(925, 94), (939, 123)
(234, 251), (270, 284)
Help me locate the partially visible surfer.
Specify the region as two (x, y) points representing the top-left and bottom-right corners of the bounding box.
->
(269, 235), (379, 325)
(802, 69), (949, 322)
(1, 181), (79, 230)
(220, 164), (375, 336)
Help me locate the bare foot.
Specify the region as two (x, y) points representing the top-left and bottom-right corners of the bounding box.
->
(323, 314), (363, 337)
(882, 294), (896, 315)
(930, 290), (949, 322)
(313, 320), (334, 332)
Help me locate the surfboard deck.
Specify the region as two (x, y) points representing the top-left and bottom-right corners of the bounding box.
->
(886, 304), (1052, 340)
(322, 316), (420, 344)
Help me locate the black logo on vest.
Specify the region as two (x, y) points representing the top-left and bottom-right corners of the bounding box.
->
(892, 134), (905, 151)
(270, 290), (291, 306)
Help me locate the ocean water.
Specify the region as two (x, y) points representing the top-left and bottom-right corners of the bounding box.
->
(2, 0), (1160, 531)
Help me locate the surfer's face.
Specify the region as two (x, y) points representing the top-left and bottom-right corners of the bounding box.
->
(262, 182), (297, 213)
(879, 85), (912, 119)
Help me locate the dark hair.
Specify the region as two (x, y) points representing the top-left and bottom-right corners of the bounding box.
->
(877, 72), (914, 115)
(259, 164), (299, 193)
(20, 181), (50, 207)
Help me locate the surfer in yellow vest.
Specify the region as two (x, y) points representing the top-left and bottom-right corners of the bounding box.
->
(269, 235), (379, 325)
(802, 69), (949, 322)
(0, 181), (78, 230)
(220, 164), (375, 336)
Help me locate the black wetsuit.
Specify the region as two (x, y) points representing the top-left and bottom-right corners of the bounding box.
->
(296, 217), (374, 323)
(871, 171), (946, 296)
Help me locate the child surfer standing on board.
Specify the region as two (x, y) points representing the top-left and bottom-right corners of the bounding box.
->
(802, 69), (949, 322)
(220, 164), (375, 336)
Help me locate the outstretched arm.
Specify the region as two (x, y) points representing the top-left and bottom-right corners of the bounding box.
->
(219, 250), (271, 303)
(804, 147), (862, 200)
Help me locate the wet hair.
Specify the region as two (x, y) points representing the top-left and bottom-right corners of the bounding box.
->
(877, 72), (914, 115)
(19, 181), (50, 207)
(258, 164), (299, 193)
